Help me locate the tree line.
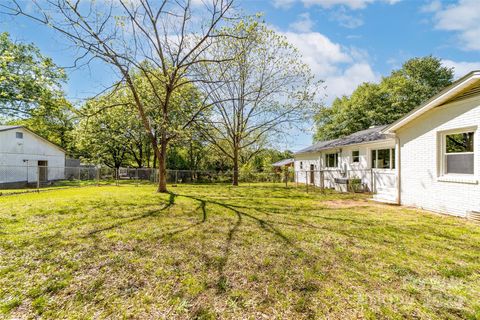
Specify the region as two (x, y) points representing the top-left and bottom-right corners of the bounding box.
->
(1, 0), (313, 191)
(314, 56), (454, 140)
(1, 1), (457, 192)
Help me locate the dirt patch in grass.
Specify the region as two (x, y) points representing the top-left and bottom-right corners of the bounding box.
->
(321, 198), (371, 208)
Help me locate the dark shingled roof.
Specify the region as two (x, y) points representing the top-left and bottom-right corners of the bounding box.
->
(295, 125), (391, 155)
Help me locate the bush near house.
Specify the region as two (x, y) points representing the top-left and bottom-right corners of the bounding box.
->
(1, 184), (479, 319)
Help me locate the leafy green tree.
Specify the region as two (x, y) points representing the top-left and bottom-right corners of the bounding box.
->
(76, 66), (202, 169)
(314, 56), (454, 140)
(198, 20), (320, 185)
(3, 0), (238, 193)
(0, 32), (66, 118)
(7, 99), (76, 152)
(75, 103), (134, 169)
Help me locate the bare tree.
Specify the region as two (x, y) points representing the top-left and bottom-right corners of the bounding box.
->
(1, 0), (238, 192)
(197, 20), (321, 185)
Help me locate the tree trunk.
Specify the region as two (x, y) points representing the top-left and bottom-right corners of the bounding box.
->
(232, 147), (239, 186)
(157, 136), (168, 193)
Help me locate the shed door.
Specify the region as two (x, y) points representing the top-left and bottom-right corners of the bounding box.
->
(38, 161), (48, 182)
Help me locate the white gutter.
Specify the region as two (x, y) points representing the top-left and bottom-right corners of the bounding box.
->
(395, 135), (401, 205)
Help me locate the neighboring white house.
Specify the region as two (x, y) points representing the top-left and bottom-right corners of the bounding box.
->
(0, 125), (65, 187)
(295, 70), (480, 218)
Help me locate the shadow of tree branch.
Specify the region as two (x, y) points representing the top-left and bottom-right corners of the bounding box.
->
(84, 192), (177, 237)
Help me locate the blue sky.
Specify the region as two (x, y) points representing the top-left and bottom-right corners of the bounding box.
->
(2, 0), (480, 151)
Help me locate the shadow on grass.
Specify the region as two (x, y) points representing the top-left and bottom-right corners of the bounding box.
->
(177, 193), (308, 293)
(84, 192), (177, 237)
(160, 198), (208, 239)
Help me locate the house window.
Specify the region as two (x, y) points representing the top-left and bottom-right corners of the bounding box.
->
(352, 150), (360, 163)
(443, 131), (474, 175)
(325, 153), (338, 168)
(371, 148), (395, 169)
(299, 161), (303, 170)
(16, 132), (23, 139)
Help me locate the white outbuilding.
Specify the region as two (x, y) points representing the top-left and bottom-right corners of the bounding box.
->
(0, 125), (65, 188)
(295, 70), (480, 219)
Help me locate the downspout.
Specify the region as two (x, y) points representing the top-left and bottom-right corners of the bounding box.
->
(395, 135), (401, 205)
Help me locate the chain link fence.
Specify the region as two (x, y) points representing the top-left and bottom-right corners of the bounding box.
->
(0, 165), (397, 198)
(0, 165), (296, 195)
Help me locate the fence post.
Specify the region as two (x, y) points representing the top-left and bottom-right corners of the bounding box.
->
(320, 170), (324, 191)
(284, 168), (288, 188)
(115, 168), (119, 186)
(36, 166), (40, 192)
(305, 170), (308, 193)
(96, 167), (100, 187)
(175, 170), (178, 185)
(135, 168), (139, 187)
(370, 168), (375, 193)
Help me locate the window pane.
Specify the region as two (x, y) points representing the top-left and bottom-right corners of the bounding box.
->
(16, 132), (23, 139)
(352, 150), (359, 162)
(377, 149), (390, 169)
(371, 150), (376, 168)
(446, 154), (474, 174)
(326, 154), (337, 167)
(446, 132), (474, 153)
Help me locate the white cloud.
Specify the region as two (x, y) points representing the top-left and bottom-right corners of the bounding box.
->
(282, 31), (379, 102)
(302, 0), (374, 9)
(442, 59), (480, 79)
(272, 0), (296, 9)
(289, 13), (315, 32)
(330, 8), (364, 28)
(420, 0), (442, 13)
(272, 0), (400, 10)
(325, 63), (378, 99)
(429, 0), (480, 51)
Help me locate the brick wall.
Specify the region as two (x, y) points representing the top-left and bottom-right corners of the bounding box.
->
(397, 95), (480, 217)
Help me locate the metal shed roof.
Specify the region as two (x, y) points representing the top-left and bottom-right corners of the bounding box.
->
(272, 158), (294, 167)
(0, 125), (23, 132)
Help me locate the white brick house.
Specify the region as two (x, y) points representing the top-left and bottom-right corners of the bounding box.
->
(295, 70), (480, 218)
(0, 125), (65, 187)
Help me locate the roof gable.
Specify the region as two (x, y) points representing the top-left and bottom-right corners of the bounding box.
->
(383, 70), (480, 133)
(0, 125), (65, 153)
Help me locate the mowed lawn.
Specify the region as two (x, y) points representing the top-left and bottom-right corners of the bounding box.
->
(1, 184), (480, 319)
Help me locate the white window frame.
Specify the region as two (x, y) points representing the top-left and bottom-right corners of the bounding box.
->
(299, 161), (303, 170)
(325, 153), (339, 168)
(439, 127), (476, 177)
(352, 150), (360, 163)
(371, 148), (395, 170)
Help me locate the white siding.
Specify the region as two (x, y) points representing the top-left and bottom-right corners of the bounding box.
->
(397, 95), (480, 217)
(0, 128), (65, 183)
(293, 153), (321, 185)
(294, 140), (397, 197)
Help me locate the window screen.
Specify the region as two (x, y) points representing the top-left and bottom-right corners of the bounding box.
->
(445, 132), (474, 174)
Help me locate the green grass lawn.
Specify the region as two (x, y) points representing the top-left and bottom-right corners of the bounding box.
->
(1, 184), (479, 319)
